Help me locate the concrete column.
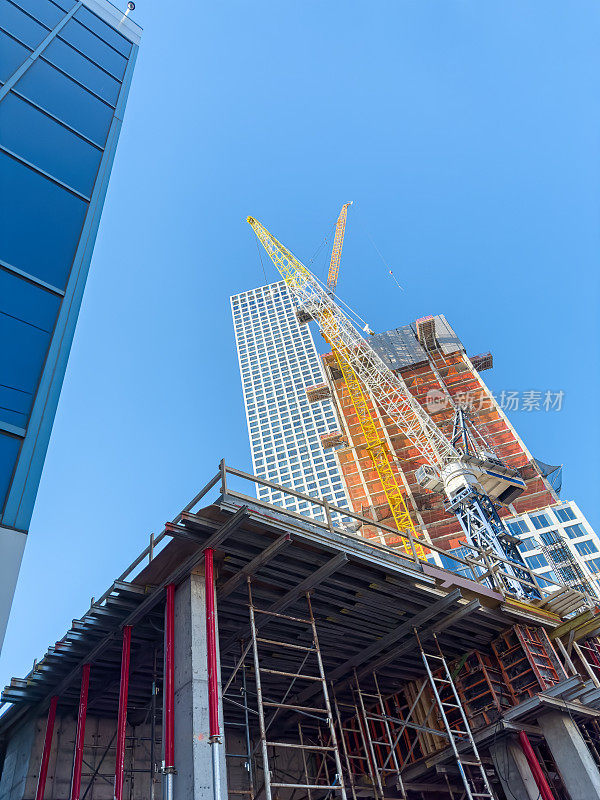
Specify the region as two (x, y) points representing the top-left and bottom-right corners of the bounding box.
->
(0, 525), (27, 654)
(490, 737), (540, 800)
(538, 711), (600, 800)
(0, 718), (36, 800)
(173, 569), (227, 800)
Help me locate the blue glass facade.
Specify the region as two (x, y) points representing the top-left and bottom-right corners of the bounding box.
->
(0, 0), (140, 646)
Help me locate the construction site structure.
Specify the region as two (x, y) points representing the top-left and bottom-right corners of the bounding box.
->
(4, 462), (600, 800)
(317, 312), (556, 545)
(247, 216), (542, 600)
(230, 279), (600, 600)
(319, 315), (600, 596)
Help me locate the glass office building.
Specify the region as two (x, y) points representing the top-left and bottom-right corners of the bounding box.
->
(438, 500), (600, 598)
(504, 501), (600, 596)
(0, 0), (141, 649)
(231, 282), (351, 524)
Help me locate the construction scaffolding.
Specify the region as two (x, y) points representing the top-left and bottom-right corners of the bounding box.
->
(3, 462), (600, 800)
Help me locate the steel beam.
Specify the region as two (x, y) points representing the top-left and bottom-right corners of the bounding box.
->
(330, 589), (461, 680)
(164, 585), (175, 775)
(359, 599), (480, 678)
(218, 534), (291, 599)
(34, 695), (58, 800)
(221, 553), (348, 655)
(114, 626), (132, 800)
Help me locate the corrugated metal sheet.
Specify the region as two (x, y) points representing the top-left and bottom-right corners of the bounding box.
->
(371, 315), (464, 371)
(371, 325), (427, 369)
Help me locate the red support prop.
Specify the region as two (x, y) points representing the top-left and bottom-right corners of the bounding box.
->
(114, 626), (132, 800)
(518, 731), (556, 800)
(204, 548), (220, 739)
(164, 583), (175, 770)
(35, 695), (58, 800)
(70, 664), (91, 800)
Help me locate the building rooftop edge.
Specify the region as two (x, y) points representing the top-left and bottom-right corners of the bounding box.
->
(82, 0), (142, 45)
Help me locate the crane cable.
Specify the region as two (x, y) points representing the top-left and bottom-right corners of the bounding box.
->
(353, 201), (405, 291)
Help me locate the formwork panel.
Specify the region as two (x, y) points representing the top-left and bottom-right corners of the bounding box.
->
(492, 625), (567, 702)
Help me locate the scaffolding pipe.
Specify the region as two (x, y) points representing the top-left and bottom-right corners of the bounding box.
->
(70, 663), (91, 800)
(517, 731), (556, 800)
(241, 654), (255, 798)
(35, 695), (58, 800)
(164, 582), (175, 800)
(114, 626), (132, 800)
(150, 649), (157, 800)
(205, 548), (222, 800)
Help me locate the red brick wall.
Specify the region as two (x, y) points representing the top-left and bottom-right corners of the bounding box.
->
(325, 346), (557, 550)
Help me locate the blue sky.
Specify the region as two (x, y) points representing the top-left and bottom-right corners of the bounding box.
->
(1, 0), (599, 689)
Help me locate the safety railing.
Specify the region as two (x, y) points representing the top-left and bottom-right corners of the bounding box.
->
(92, 459), (598, 620)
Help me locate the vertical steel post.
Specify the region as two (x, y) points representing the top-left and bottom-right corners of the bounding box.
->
(150, 650), (157, 800)
(70, 664), (91, 800)
(353, 674), (384, 799)
(248, 579), (272, 800)
(331, 689), (357, 800)
(35, 695), (58, 800)
(164, 583), (176, 800)
(114, 626), (132, 800)
(297, 722), (313, 800)
(219, 459), (227, 495)
(306, 592), (347, 800)
(241, 653), (255, 799)
(517, 732), (556, 800)
(205, 548), (222, 800)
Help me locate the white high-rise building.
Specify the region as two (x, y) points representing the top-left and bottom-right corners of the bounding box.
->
(231, 281), (351, 524)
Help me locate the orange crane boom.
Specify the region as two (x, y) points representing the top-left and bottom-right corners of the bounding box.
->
(327, 202), (352, 292)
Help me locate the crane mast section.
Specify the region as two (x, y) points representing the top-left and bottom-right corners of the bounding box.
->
(247, 217), (458, 471)
(327, 202), (352, 291)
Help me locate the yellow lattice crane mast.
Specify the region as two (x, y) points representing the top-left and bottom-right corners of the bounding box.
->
(250, 210), (425, 559)
(327, 202), (352, 292)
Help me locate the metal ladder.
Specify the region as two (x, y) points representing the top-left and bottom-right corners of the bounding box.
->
(248, 581), (347, 800)
(225, 647), (255, 800)
(415, 630), (495, 800)
(353, 672), (406, 799)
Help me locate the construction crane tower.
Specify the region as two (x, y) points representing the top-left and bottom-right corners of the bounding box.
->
(247, 214), (538, 599)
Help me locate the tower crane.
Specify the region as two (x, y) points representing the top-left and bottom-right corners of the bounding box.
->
(247, 215), (539, 599)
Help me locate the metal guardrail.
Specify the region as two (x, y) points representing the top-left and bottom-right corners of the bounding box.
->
(0, 460), (594, 721)
(88, 459), (596, 621)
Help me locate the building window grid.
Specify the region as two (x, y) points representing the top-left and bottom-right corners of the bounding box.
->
(504, 503), (600, 596)
(232, 284), (350, 524)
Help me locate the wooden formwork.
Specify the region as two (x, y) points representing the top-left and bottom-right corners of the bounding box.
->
(491, 624), (567, 702)
(450, 650), (514, 730)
